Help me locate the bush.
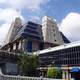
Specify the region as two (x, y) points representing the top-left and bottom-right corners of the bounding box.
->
(17, 53), (39, 76)
(47, 67), (62, 78)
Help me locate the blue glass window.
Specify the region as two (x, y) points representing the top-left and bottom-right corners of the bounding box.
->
(26, 25), (36, 29)
(24, 29), (39, 35)
(27, 40), (32, 52)
(21, 33), (41, 40)
(28, 21), (38, 26)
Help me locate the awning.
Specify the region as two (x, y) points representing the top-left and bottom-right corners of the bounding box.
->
(70, 67), (80, 72)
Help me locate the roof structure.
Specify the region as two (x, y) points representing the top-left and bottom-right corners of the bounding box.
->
(38, 41), (80, 54)
(13, 21), (43, 41)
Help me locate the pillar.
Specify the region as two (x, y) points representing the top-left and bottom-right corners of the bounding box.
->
(68, 72), (71, 80)
(18, 41), (22, 50)
(8, 48), (10, 52)
(21, 39), (25, 51)
(10, 44), (13, 52)
(13, 43), (16, 50)
(65, 70), (71, 80)
(66, 70), (68, 80)
(16, 42), (19, 50)
(62, 70), (66, 79)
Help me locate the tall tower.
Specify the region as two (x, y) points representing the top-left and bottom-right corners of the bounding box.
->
(4, 17), (22, 44)
(42, 16), (64, 48)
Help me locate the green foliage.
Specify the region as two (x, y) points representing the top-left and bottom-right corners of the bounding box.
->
(17, 53), (39, 76)
(56, 68), (62, 79)
(47, 67), (62, 78)
(47, 67), (57, 78)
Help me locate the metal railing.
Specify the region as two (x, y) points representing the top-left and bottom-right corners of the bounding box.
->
(0, 74), (63, 80)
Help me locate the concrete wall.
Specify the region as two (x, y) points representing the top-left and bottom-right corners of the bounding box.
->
(42, 16), (64, 45)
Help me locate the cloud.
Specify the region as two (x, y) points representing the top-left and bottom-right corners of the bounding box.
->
(59, 12), (80, 42)
(0, 0), (6, 3)
(0, 22), (10, 45)
(0, 0), (49, 11)
(0, 0), (49, 45)
(0, 8), (24, 22)
(0, 8), (24, 45)
(29, 15), (41, 23)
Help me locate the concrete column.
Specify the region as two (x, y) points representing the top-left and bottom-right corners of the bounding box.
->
(18, 41), (22, 49)
(62, 70), (66, 79)
(66, 70), (68, 79)
(21, 39), (25, 51)
(68, 72), (71, 80)
(16, 42), (19, 50)
(13, 43), (16, 50)
(42, 71), (44, 77)
(10, 44), (13, 52)
(7, 45), (11, 51)
(65, 70), (71, 80)
(8, 48), (10, 52)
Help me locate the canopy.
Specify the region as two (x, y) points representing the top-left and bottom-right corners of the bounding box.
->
(71, 67), (80, 72)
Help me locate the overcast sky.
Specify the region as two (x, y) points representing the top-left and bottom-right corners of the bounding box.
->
(0, 0), (80, 45)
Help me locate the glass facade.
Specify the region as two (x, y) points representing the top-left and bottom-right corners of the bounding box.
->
(24, 29), (39, 35)
(39, 45), (80, 67)
(21, 33), (41, 40)
(27, 41), (32, 52)
(21, 21), (42, 41)
(24, 40), (32, 52)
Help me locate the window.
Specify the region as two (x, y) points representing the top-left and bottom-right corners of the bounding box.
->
(52, 25), (54, 28)
(24, 28), (39, 35)
(24, 40), (32, 52)
(27, 25), (36, 29)
(39, 43), (43, 50)
(27, 40), (32, 52)
(53, 34), (55, 36)
(53, 29), (55, 32)
(28, 21), (38, 26)
(55, 40), (57, 42)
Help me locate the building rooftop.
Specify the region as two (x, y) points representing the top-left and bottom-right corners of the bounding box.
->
(38, 41), (80, 54)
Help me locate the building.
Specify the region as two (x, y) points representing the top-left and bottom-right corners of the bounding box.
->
(42, 16), (64, 49)
(2, 21), (43, 53)
(4, 17), (22, 44)
(37, 41), (80, 80)
(0, 16), (75, 77)
(0, 50), (19, 75)
(38, 41), (80, 79)
(38, 41), (80, 66)
(1, 16), (70, 53)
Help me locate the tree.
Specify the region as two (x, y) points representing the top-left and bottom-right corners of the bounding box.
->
(47, 67), (62, 78)
(17, 53), (39, 76)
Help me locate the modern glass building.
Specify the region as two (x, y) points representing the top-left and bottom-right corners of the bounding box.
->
(38, 41), (80, 67)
